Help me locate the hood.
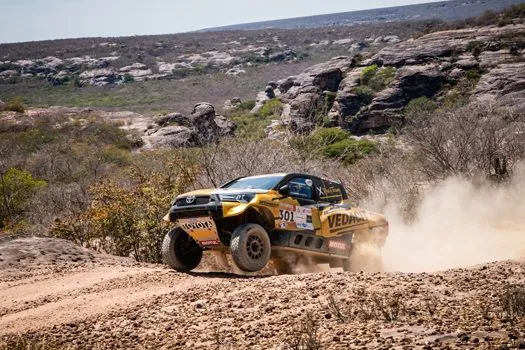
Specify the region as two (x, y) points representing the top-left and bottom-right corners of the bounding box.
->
(177, 188), (270, 198)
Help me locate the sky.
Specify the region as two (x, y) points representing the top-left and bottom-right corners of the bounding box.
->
(0, 0), (445, 44)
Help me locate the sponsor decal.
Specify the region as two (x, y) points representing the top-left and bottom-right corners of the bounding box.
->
(276, 204), (315, 230)
(328, 240), (347, 251)
(200, 240), (220, 246)
(327, 210), (369, 233)
(260, 201), (279, 208)
(180, 220), (214, 231)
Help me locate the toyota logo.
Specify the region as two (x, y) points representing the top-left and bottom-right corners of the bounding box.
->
(185, 196), (196, 204)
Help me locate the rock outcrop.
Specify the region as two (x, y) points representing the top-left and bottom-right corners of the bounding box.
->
(145, 103), (236, 148)
(223, 97), (242, 111)
(0, 103), (236, 149)
(253, 24), (525, 135)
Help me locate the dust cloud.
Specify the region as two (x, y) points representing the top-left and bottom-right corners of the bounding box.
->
(380, 165), (525, 273)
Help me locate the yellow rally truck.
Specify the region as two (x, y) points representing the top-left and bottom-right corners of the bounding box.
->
(162, 173), (388, 274)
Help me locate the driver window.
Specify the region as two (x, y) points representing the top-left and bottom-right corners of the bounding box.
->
(287, 177), (314, 200)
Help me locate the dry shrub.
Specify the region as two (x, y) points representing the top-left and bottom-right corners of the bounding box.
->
(325, 293), (347, 323)
(500, 284), (525, 321)
(283, 312), (322, 350)
(190, 136), (339, 188)
(51, 151), (198, 262)
(0, 336), (51, 350)
(333, 102), (525, 221)
(406, 102), (525, 181)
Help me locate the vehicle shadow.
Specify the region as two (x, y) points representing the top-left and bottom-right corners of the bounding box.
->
(168, 270), (274, 279)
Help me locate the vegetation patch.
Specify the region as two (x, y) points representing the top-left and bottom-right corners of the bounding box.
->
(5, 96), (25, 113)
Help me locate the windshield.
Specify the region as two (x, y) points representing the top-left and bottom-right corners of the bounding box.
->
(222, 175), (284, 190)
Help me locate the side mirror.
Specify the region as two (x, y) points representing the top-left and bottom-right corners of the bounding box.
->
(278, 185), (290, 197)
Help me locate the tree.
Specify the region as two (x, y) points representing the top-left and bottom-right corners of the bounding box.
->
(0, 168), (46, 227)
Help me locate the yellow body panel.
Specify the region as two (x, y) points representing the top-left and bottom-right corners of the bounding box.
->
(171, 189), (387, 242)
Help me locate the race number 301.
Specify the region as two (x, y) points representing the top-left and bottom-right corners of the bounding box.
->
(279, 210), (295, 222)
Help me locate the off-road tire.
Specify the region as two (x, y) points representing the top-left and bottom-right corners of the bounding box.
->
(162, 227), (203, 271)
(230, 224), (271, 272)
(342, 258), (352, 272)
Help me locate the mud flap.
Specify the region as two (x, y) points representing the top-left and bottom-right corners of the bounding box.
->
(177, 217), (223, 248)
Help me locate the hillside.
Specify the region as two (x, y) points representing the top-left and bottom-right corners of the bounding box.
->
(202, 0), (525, 31)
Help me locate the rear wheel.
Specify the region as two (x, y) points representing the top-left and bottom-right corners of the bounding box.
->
(162, 227), (203, 271)
(230, 224), (271, 272)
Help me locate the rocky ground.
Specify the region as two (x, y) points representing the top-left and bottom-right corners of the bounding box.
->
(0, 237), (524, 350)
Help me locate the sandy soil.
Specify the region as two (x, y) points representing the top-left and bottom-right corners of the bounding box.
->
(0, 237), (524, 349)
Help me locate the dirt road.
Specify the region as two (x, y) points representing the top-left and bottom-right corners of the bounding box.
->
(1, 237), (524, 349)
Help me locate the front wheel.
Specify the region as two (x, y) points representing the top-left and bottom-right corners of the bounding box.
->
(162, 227), (203, 271)
(230, 224), (271, 272)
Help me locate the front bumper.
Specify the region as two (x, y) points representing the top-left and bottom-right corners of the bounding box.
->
(168, 195), (223, 221)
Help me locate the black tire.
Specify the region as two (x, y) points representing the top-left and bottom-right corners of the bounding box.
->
(162, 227), (203, 271)
(342, 258), (351, 272)
(230, 224), (271, 272)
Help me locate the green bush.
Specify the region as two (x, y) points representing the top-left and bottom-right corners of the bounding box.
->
(259, 98), (283, 117)
(324, 139), (379, 164)
(172, 68), (193, 79)
(360, 64), (379, 86)
(0, 168), (47, 227)
(405, 96), (437, 119)
(310, 128), (350, 145)
(83, 122), (135, 150)
(441, 89), (470, 109)
(236, 100), (256, 111)
(368, 67), (396, 91)
(229, 112), (275, 138)
(467, 41), (484, 57)
(123, 74), (135, 83)
(465, 69), (480, 81)
(354, 86), (375, 105)
(5, 96), (25, 113)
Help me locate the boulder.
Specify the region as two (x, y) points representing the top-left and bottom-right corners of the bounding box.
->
(265, 119), (287, 140)
(146, 103), (236, 148)
(148, 125), (195, 148)
(79, 68), (118, 86)
(396, 64), (446, 100)
(0, 99), (5, 111)
(268, 50), (296, 62)
(265, 85), (276, 99)
(119, 63), (148, 72)
(154, 112), (187, 127)
(474, 62), (525, 104)
(226, 66), (246, 76)
(312, 68), (342, 92)
(213, 115), (236, 136)
(190, 103), (236, 144)
(223, 97), (242, 111)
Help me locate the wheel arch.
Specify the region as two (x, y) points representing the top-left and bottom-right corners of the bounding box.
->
(244, 206), (275, 232)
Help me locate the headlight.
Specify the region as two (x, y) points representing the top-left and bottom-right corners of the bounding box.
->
(218, 193), (256, 203)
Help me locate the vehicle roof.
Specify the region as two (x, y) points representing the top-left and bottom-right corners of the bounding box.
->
(235, 173), (341, 184)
